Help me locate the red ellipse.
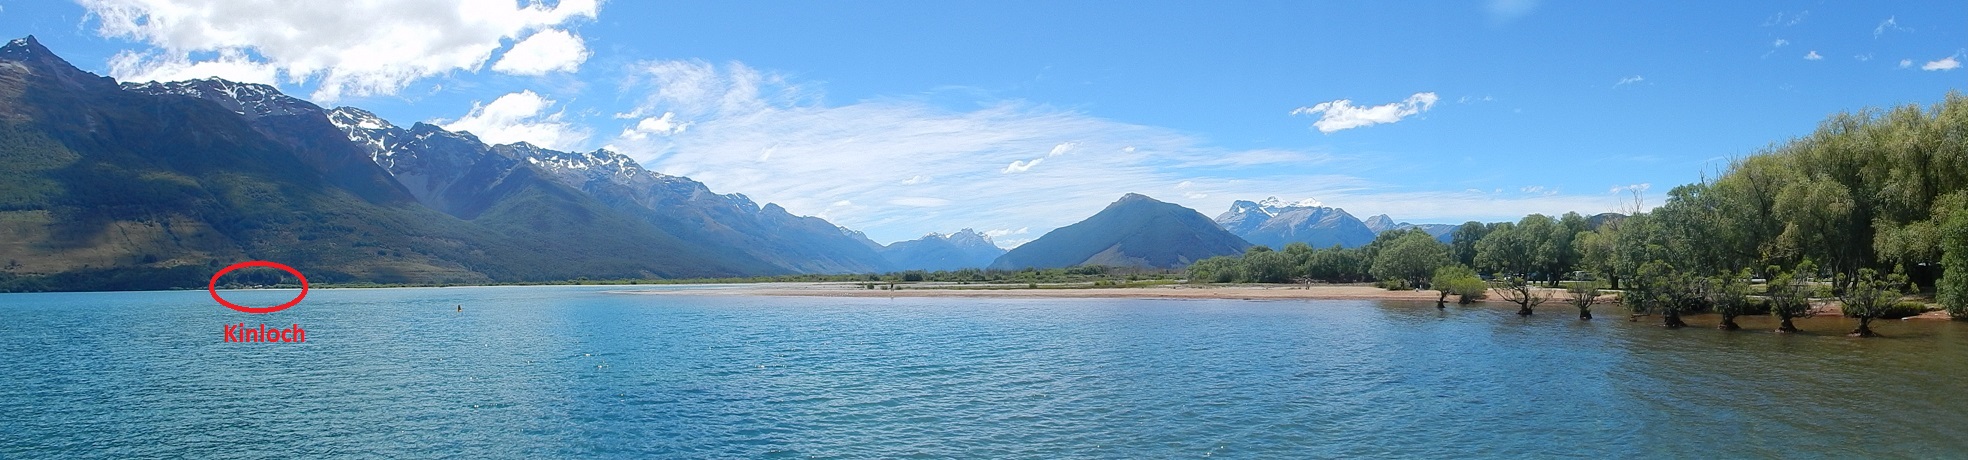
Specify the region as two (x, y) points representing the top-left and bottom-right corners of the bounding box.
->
(209, 261), (309, 314)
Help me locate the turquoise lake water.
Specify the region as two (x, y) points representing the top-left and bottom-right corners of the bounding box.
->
(2, 285), (1964, 458)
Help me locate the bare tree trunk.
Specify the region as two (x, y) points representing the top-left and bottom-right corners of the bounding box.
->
(1718, 314), (1741, 330)
(1578, 307), (1592, 320)
(1849, 317), (1878, 337)
(1663, 310), (1688, 328)
(1777, 316), (1799, 333)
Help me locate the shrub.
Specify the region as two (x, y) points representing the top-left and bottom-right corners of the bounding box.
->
(1880, 301), (1931, 319)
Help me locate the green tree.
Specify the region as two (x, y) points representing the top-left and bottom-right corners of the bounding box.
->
(1489, 274), (1550, 316)
(1837, 268), (1906, 337)
(1564, 280), (1602, 320)
(1431, 264), (1485, 308)
(1936, 196), (1968, 320)
(1633, 260), (1694, 328)
(1708, 269), (1754, 330)
(1765, 261), (1817, 333)
(1475, 222), (1536, 278)
(1371, 230), (1451, 289)
(1449, 221), (1491, 267)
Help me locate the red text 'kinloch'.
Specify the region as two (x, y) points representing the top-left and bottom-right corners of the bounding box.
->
(225, 323), (307, 343)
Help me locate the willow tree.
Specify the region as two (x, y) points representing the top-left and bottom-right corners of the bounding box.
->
(1765, 261), (1817, 333)
(1431, 265), (1485, 308)
(1490, 274), (1550, 316)
(1708, 269), (1754, 330)
(1937, 195), (1968, 320)
(1564, 281), (1602, 320)
(1371, 230), (1452, 289)
(1837, 268), (1906, 337)
(1634, 261), (1694, 328)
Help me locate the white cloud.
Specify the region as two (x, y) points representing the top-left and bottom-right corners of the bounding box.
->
(492, 28), (589, 75)
(108, 48), (277, 85)
(1047, 142), (1077, 157)
(1901, 59), (1914, 68)
(1924, 56), (1961, 71)
(81, 0), (598, 101)
(1855, 53), (1873, 62)
(901, 175), (931, 185)
(1772, 39), (1789, 48)
(1804, 51), (1823, 60)
(1290, 92), (1439, 133)
(620, 112), (687, 140)
(1614, 75), (1644, 87)
(439, 90), (589, 151)
(1002, 158), (1043, 173)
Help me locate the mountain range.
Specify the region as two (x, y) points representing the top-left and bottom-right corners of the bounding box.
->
(880, 229), (1006, 272)
(1361, 214), (1458, 242)
(0, 36), (1487, 290)
(991, 194), (1250, 270)
(0, 36), (909, 290)
(1213, 197), (1458, 249)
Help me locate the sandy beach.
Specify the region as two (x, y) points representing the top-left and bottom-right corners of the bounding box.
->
(620, 282), (1462, 301)
(614, 282), (1958, 320)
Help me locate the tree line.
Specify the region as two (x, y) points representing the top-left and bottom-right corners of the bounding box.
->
(1188, 93), (1968, 336)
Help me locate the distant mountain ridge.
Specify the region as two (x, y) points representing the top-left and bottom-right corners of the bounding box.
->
(1213, 195), (1462, 247)
(992, 193), (1250, 269)
(880, 229), (1006, 271)
(1215, 196), (1378, 249)
(1362, 214), (1457, 242)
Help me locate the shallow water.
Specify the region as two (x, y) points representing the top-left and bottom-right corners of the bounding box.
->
(1, 286), (1963, 458)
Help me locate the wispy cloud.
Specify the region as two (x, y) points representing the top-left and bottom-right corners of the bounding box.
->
(1804, 50), (1823, 61)
(1290, 92), (1439, 134)
(1609, 183), (1651, 194)
(600, 61), (1594, 242)
(1002, 158), (1044, 174)
(1901, 59), (1915, 69)
(1763, 10), (1808, 27)
(1614, 75), (1644, 87)
(1486, 0), (1539, 23)
(1874, 16), (1910, 38)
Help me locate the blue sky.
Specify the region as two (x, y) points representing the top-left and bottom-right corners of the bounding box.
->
(3, 1), (1964, 247)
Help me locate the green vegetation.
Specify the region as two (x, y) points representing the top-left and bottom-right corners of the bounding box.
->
(1431, 265), (1485, 307)
(1185, 93), (1968, 334)
(1837, 268), (1907, 337)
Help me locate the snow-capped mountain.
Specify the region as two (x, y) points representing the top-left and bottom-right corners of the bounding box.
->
(1214, 196), (1377, 249)
(123, 79), (318, 120)
(324, 105), (891, 274)
(124, 71), (889, 275)
(881, 229), (1006, 271)
(0, 35), (779, 284)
